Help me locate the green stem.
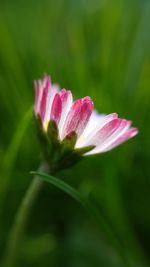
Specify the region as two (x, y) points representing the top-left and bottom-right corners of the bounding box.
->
(3, 162), (49, 267)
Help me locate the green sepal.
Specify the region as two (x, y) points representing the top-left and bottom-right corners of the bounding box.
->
(35, 117), (95, 172)
(61, 132), (77, 149)
(49, 132), (78, 171)
(47, 120), (59, 144)
(35, 117), (59, 161)
(75, 145), (96, 156)
(35, 115), (48, 147)
(46, 120), (61, 162)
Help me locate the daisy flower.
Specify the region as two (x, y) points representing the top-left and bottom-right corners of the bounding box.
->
(34, 75), (138, 169)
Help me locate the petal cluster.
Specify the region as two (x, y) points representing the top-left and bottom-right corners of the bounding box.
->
(34, 75), (138, 156)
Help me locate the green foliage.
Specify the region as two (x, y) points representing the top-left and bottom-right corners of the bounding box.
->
(0, 0), (150, 266)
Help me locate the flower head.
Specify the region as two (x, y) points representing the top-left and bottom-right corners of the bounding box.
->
(34, 75), (138, 170)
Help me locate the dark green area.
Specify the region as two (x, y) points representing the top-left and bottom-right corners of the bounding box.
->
(0, 0), (150, 266)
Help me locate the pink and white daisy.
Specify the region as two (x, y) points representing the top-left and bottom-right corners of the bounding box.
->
(34, 75), (138, 157)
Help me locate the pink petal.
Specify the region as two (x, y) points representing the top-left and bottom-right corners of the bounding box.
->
(63, 96), (93, 138)
(39, 84), (49, 120)
(76, 112), (118, 148)
(34, 80), (39, 111)
(43, 85), (59, 128)
(58, 89), (73, 138)
(43, 74), (51, 83)
(34, 75), (51, 116)
(34, 80), (42, 114)
(59, 89), (71, 109)
(85, 119), (135, 155)
(59, 88), (67, 98)
(50, 93), (62, 125)
(102, 127), (138, 152)
(85, 118), (122, 146)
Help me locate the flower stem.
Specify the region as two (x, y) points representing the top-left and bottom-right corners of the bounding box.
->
(3, 162), (49, 267)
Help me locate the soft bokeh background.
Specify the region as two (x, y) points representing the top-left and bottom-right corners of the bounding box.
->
(0, 0), (150, 266)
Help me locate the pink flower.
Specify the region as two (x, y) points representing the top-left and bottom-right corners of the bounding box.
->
(34, 75), (138, 157)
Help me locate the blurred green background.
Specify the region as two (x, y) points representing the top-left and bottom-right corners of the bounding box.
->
(0, 0), (150, 266)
